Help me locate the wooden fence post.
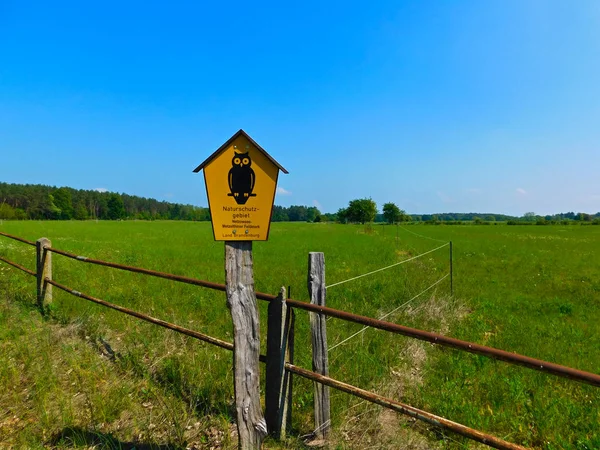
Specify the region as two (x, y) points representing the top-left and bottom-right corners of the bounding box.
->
(308, 252), (330, 440)
(36, 237), (52, 312)
(450, 241), (454, 297)
(265, 286), (294, 439)
(286, 307), (295, 431)
(225, 241), (267, 449)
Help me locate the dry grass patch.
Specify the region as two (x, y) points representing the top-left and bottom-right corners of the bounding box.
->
(331, 294), (469, 449)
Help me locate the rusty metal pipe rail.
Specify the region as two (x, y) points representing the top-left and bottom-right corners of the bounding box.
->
(285, 298), (600, 388)
(0, 255), (36, 276)
(47, 278), (233, 351)
(285, 363), (526, 450)
(0, 231), (36, 247)
(0, 256), (37, 277)
(47, 246), (231, 293)
(46, 246), (278, 301)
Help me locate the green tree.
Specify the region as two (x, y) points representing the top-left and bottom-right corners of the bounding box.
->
(45, 194), (61, 219)
(0, 203), (16, 219)
(53, 187), (74, 219)
(346, 198), (377, 224)
(306, 206), (321, 222)
(382, 202), (401, 224)
(271, 206), (289, 222)
(107, 194), (126, 220)
(336, 207), (348, 224)
(73, 200), (89, 220)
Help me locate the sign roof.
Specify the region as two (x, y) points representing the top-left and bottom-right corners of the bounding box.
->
(193, 129), (287, 241)
(192, 129), (288, 174)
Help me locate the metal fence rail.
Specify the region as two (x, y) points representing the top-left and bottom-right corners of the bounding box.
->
(285, 298), (600, 387)
(285, 363), (526, 450)
(0, 231), (36, 247)
(48, 278), (234, 351)
(44, 246), (276, 301)
(47, 246), (232, 293)
(0, 255), (36, 276)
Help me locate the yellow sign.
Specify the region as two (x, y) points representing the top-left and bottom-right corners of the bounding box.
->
(193, 130), (288, 241)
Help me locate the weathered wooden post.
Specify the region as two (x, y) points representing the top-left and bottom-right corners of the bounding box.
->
(194, 129), (288, 449)
(450, 241), (454, 297)
(36, 237), (52, 312)
(286, 287), (295, 431)
(265, 286), (294, 438)
(225, 240), (266, 447)
(308, 252), (331, 440)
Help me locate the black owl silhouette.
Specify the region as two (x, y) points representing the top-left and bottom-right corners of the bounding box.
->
(227, 151), (256, 204)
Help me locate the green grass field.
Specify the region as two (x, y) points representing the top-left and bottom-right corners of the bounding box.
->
(0, 221), (599, 449)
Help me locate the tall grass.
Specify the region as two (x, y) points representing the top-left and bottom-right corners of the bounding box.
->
(0, 221), (598, 448)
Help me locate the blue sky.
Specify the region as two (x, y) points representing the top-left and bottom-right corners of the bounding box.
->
(1, 1), (599, 215)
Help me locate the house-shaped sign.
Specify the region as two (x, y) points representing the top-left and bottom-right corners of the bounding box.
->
(193, 129), (288, 241)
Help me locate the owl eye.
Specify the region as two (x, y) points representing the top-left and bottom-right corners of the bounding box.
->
(234, 158), (241, 165)
(242, 158), (249, 165)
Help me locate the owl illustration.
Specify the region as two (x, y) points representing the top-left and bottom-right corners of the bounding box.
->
(227, 151), (256, 204)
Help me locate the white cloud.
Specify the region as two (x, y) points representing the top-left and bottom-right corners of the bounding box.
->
(277, 187), (292, 195)
(516, 188), (527, 196)
(94, 188), (108, 193)
(313, 200), (322, 209)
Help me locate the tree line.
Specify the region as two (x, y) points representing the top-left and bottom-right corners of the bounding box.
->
(271, 205), (331, 222)
(0, 183), (210, 221)
(0, 182), (329, 222)
(334, 198), (600, 225)
(1, 182), (598, 224)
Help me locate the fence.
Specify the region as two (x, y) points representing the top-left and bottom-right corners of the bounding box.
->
(1, 230), (599, 449)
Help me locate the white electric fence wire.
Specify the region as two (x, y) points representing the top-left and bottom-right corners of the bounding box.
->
(301, 419), (331, 440)
(328, 273), (450, 351)
(326, 242), (449, 289)
(398, 225), (448, 243)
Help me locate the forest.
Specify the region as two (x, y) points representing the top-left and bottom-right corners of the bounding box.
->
(0, 182), (328, 222)
(0, 182), (208, 221)
(1, 182), (598, 224)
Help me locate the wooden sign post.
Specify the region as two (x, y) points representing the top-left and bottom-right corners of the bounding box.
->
(194, 129), (288, 449)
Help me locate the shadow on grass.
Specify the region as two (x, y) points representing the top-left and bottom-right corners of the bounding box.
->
(153, 356), (235, 420)
(51, 426), (184, 449)
(154, 371), (235, 419)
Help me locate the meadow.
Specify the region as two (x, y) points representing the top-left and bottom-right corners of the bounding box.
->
(0, 221), (598, 449)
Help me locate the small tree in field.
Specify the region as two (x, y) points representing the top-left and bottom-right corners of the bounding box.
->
(346, 198), (377, 224)
(383, 202), (401, 224)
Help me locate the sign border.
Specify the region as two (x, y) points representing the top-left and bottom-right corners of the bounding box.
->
(196, 129), (286, 242)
